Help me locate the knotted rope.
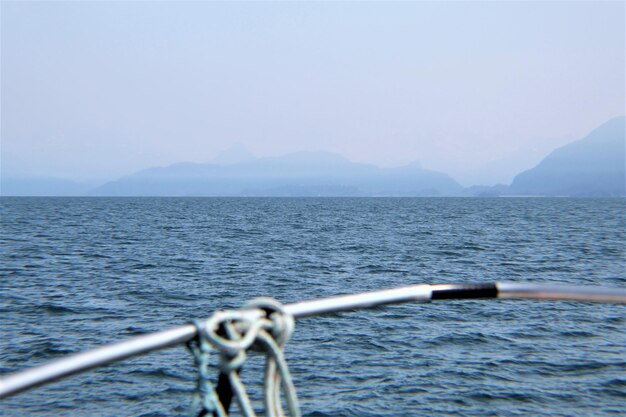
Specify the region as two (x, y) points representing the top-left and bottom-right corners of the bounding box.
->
(186, 298), (300, 417)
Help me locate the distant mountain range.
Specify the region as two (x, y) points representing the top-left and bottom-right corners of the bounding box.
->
(2, 116), (624, 197)
(90, 151), (464, 196)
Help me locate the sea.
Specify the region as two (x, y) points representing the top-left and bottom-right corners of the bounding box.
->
(1, 197), (625, 417)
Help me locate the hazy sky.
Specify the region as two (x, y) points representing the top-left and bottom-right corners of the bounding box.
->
(2, 1), (624, 186)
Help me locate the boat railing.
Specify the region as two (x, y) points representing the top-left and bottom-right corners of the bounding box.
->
(1, 281), (625, 414)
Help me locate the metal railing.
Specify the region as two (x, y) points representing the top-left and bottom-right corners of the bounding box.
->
(1, 281), (625, 399)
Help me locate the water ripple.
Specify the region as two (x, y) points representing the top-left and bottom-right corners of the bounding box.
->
(1, 197), (624, 417)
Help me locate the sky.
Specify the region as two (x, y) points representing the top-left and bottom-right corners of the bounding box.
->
(1, 1), (624, 186)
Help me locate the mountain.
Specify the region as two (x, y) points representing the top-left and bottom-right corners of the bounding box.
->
(6, 118), (624, 197)
(91, 151), (464, 196)
(508, 116), (625, 197)
(462, 184), (509, 197)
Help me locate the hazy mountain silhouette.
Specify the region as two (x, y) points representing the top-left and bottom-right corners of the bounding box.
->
(508, 116), (625, 196)
(4, 118), (624, 197)
(91, 151), (464, 196)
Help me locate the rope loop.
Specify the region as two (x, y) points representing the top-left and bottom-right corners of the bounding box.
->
(187, 299), (301, 417)
(244, 297), (295, 347)
(204, 311), (264, 356)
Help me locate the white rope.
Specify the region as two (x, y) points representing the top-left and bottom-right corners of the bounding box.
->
(186, 320), (228, 417)
(188, 298), (300, 417)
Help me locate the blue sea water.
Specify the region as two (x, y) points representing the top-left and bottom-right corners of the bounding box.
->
(1, 197), (624, 417)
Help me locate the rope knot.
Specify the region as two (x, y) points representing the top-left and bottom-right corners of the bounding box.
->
(187, 298), (301, 417)
(244, 297), (295, 347)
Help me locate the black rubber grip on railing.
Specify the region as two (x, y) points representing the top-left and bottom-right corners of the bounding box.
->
(430, 283), (498, 300)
